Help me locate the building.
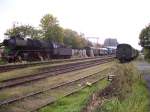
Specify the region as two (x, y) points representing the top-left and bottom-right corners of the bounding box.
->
(103, 38), (118, 47)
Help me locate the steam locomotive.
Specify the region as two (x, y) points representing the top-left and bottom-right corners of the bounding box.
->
(1, 35), (72, 62)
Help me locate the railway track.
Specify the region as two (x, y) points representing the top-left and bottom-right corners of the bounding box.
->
(0, 66), (108, 112)
(0, 56), (114, 112)
(0, 57), (114, 89)
(0, 56), (111, 73)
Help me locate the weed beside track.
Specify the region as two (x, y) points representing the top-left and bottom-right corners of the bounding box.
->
(85, 62), (150, 112)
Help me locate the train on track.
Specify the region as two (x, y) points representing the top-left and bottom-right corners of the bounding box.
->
(85, 47), (113, 57)
(0, 35), (116, 63)
(1, 35), (72, 62)
(116, 43), (139, 62)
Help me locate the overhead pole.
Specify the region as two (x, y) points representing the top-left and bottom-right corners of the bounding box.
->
(87, 37), (99, 48)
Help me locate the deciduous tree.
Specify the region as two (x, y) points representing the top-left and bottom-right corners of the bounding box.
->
(139, 25), (150, 48)
(139, 24), (150, 60)
(63, 29), (92, 48)
(5, 24), (42, 39)
(40, 14), (63, 43)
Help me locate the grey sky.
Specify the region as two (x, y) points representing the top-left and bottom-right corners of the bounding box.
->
(0, 0), (150, 49)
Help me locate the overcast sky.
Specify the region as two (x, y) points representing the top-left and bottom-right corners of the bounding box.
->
(0, 0), (150, 49)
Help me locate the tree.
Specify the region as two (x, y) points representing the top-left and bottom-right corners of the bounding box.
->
(5, 24), (42, 39)
(40, 14), (63, 43)
(63, 29), (77, 48)
(4, 13), (93, 48)
(29, 28), (43, 39)
(63, 29), (92, 48)
(139, 24), (150, 61)
(139, 25), (150, 48)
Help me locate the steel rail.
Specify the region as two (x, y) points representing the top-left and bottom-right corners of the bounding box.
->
(0, 56), (111, 73)
(0, 68), (108, 107)
(0, 57), (113, 89)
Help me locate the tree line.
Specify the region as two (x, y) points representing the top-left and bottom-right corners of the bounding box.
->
(5, 14), (92, 49)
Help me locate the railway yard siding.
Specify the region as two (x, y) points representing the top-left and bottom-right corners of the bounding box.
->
(0, 58), (114, 112)
(1, 57), (148, 112)
(0, 57), (108, 82)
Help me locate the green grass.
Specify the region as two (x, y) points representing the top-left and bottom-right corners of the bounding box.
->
(96, 82), (149, 112)
(39, 80), (109, 112)
(95, 62), (150, 112)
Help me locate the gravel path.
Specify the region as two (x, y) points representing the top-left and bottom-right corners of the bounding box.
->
(135, 60), (150, 91)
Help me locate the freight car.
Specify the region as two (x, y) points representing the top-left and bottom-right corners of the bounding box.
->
(72, 49), (87, 58)
(85, 47), (111, 57)
(116, 43), (138, 62)
(99, 48), (108, 55)
(85, 47), (102, 57)
(1, 35), (72, 63)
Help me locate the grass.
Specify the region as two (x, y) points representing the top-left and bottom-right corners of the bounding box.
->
(95, 62), (150, 112)
(39, 79), (109, 112)
(95, 81), (149, 112)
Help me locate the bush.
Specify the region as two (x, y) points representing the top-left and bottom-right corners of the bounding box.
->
(144, 48), (150, 62)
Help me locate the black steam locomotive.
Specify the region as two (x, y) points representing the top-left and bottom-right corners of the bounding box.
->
(1, 35), (72, 62)
(116, 43), (138, 62)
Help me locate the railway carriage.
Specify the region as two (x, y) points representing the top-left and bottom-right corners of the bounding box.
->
(116, 43), (138, 62)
